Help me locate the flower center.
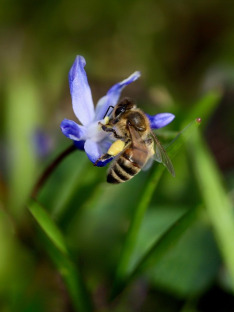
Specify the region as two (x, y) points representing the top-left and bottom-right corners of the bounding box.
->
(86, 121), (109, 142)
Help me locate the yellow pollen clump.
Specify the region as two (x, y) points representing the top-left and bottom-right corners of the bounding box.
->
(104, 116), (109, 124)
(107, 140), (125, 156)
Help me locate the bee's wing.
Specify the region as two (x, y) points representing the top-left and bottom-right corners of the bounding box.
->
(142, 157), (154, 171)
(127, 122), (144, 146)
(127, 123), (152, 168)
(151, 131), (175, 177)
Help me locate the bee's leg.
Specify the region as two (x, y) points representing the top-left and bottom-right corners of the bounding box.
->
(94, 153), (113, 166)
(98, 122), (124, 139)
(94, 139), (126, 166)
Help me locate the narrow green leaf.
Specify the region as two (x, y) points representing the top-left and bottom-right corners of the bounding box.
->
(29, 200), (68, 255)
(143, 214), (220, 297)
(28, 200), (93, 312)
(188, 130), (234, 292)
(112, 119), (201, 297)
(45, 238), (92, 312)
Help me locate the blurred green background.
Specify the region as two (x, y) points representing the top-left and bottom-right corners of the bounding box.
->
(1, 0), (234, 311)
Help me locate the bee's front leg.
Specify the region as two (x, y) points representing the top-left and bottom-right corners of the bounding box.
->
(98, 122), (124, 139)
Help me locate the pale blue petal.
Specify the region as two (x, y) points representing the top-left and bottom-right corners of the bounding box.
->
(95, 71), (141, 121)
(69, 56), (95, 126)
(84, 139), (102, 163)
(84, 139), (113, 167)
(146, 113), (175, 129)
(60, 119), (86, 141)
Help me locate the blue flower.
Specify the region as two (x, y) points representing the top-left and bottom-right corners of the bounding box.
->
(61, 55), (175, 166)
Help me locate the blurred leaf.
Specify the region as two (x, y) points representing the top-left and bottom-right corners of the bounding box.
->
(131, 206), (199, 277)
(188, 130), (234, 292)
(0, 208), (35, 312)
(129, 205), (188, 271)
(5, 75), (41, 220)
(28, 200), (92, 312)
(118, 206), (199, 298)
(143, 213), (220, 297)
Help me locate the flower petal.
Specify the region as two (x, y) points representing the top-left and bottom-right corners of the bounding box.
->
(94, 71), (141, 121)
(69, 56), (95, 126)
(84, 139), (113, 167)
(146, 113), (175, 129)
(61, 119), (86, 141)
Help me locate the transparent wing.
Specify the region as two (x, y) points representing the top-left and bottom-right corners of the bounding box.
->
(142, 157), (154, 171)
(151, 131), (175, 177)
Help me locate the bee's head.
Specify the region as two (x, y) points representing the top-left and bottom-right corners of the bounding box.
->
(113, 98), (135, 119)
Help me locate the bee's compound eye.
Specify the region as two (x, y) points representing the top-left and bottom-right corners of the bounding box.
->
(115, 106), (125, 117)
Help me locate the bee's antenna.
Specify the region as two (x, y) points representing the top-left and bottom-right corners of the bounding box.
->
(103, 105), (114, 118)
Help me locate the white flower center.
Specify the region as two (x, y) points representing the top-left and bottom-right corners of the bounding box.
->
(86, 121), (109, 142)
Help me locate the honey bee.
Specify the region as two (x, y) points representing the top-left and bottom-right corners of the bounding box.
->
(95, 98), (175, 183)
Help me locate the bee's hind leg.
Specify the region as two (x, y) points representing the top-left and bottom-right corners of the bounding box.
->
(94, 153), (113, 166)
(94, 139), (126, 167)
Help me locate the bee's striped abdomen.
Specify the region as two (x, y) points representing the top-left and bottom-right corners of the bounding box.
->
(107, 146), (145, 184)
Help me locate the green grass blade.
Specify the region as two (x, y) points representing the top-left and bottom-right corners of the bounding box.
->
(188, 130), (234, 292)
(29, 200), (68, 255)
(28, 200), (93, 312)
(44, 237), (92, 312)
(112, 119), (201, 298)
